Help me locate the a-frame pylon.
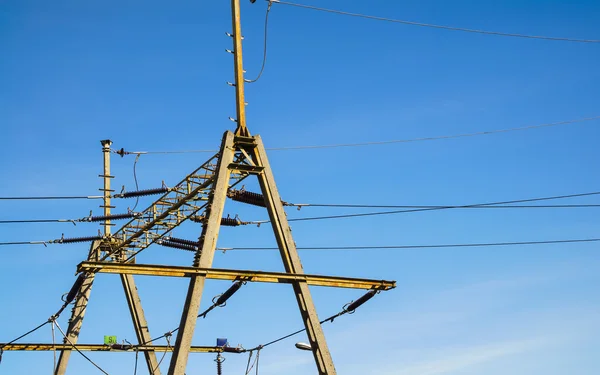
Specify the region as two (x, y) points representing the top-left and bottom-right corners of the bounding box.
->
(170, 1), (336, 372)
(167, 131), (338, 375)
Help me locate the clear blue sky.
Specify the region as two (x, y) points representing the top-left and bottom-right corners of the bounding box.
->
(1, 1), (599, 374)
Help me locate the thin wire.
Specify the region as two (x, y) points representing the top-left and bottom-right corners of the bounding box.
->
(0, 320), (49, 350)
(292, 204), (600, 209)
(114, 115), (600, 154)
(222, 238), (600, 251)
(294, 190), (600, 207)
(0, 219), (76, 224)
(0, 196), (103, 200)
(53, 321), (110, 375)
(245, 351), (256, 375)
(133, 348), (139, 375)
(271, 0), (600, 43)
(132, 154), (141, 211)
(151, 335), (171, 375)
(245, 1), (272, 83)
(255, 350), (260, 375)
(248, 310), (345, 352)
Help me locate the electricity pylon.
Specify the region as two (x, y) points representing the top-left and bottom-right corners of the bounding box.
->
(0, 2), (396, 374)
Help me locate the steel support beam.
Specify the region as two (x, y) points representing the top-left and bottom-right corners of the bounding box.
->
(120, 274), (161, 374)
(1, 344), (226, 353)
(55, 242), (99, 375)
(78, 262), (395, 291)
(252, 135), (337, 375)
(230, 0), (249, 137)
(167, 131), (236, 375)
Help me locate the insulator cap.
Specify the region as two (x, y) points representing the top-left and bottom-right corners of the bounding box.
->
(114, 187), (169, 199)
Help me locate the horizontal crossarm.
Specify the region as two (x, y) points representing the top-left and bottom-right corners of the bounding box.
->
(0, 343), (225, 353)
(78, 262), (396, 291)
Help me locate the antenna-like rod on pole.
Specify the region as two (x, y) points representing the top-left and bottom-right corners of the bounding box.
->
(100, 140), (113, 237)
(230, 0), (250, 137)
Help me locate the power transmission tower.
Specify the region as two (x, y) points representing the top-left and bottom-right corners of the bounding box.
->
(0, 1), (396, 374)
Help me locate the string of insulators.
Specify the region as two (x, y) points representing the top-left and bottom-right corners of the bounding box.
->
(54, 273), (88, 319)
(190, 216), (246, 226)
(215, 353), (224, 375)
(65, 274), (86, 304)
(79, 213), (139, 222)
(113, 187), (169, 199)
(164, 236), (201, 247)
(215, 281), (244, 306)
(158, 240), (198, 252)
(198, 281), (245, 319)
(227, 189), (266, 207)
(221, 216), (241, 226)
(51, 235), (103, 244)
(345, 289), (377, 312)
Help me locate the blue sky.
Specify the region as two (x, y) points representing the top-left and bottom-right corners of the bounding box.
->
(1, 0), (599, 374)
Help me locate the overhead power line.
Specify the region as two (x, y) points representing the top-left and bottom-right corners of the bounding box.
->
(270, 0), (600, 44)
(292, 204), (600, 209)
(285, 191), (600, 222)
(112, 116), (600, 155)
(0, 195), (103, 200)
(220, 238), (600, 251)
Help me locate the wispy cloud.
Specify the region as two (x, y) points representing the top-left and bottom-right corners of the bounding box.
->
(390, 337), (549, 375)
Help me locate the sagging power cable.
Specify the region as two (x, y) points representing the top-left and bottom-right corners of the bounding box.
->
(283, 191), (600, 223)
(106, 115), (600, 155)
(53, 321), (110, 374)
(137, 281), (246, 347)
(245, 1), (272, 83)
(0, 274), (91, 365)
(218, 237), (600, 252)
(271, 0), (600, 43)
